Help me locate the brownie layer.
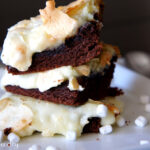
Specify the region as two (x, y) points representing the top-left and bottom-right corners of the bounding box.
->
(7, 21), (102, 75)
(82, 117), (101, 133)
(5, 57), (123, 106)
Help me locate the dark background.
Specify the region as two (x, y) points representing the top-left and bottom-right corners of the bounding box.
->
(0, 0), (150, 55)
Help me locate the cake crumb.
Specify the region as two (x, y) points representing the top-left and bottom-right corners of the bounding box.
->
(125, 120), (130, 126)
(4, 128), (12, 136)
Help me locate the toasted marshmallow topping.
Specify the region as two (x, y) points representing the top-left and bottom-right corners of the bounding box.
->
(1, 0), (102, 71)
(39, 1), (78, 39)
(0, 98), (33, 132)
(0, 95), (120, 138)
(67, 77), (84, 91)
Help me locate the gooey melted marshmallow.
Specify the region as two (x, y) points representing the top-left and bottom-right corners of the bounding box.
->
(0, 95), (122, 138)
(1, 0), (102, 71)
(2, 66), (80, 92)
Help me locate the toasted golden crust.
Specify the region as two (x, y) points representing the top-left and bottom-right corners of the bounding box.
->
(99, 43), (121, 68)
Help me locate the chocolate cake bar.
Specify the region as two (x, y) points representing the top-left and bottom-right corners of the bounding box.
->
(7, 21), (103, 75)
(0, 0), (123, 140)
(5, 57), (122, 106)
(3, 44), (122, 106)
(1, 0), (104, 73)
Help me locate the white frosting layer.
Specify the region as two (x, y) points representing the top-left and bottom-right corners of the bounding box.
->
(0, 95), (121, 138)
(2, 66), (80, 92)
(1, 0), (101, 71)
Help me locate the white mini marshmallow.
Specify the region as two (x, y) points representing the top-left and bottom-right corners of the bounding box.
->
(116, 116), (125, 127)
(97, 104), (108, 118)
(66, 131), (77, 141)
(80, 116), (88, 125)
(135, 116), (148, 127)
(7, 133), (20, 143)
(28, 144), (42, 150)
(140, 140), (150, 145)
(140, 95), (150, 104)
(145, 104), (150, 112)
(45, 145), (58, 150)
(0, 130), (4, 143)
(99, 125), (113, 135)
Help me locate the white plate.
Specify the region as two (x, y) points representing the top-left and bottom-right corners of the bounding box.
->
(0, 64), (150, 150)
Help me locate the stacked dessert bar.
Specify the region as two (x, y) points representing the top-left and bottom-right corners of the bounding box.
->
(0, 0), (122, 139)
